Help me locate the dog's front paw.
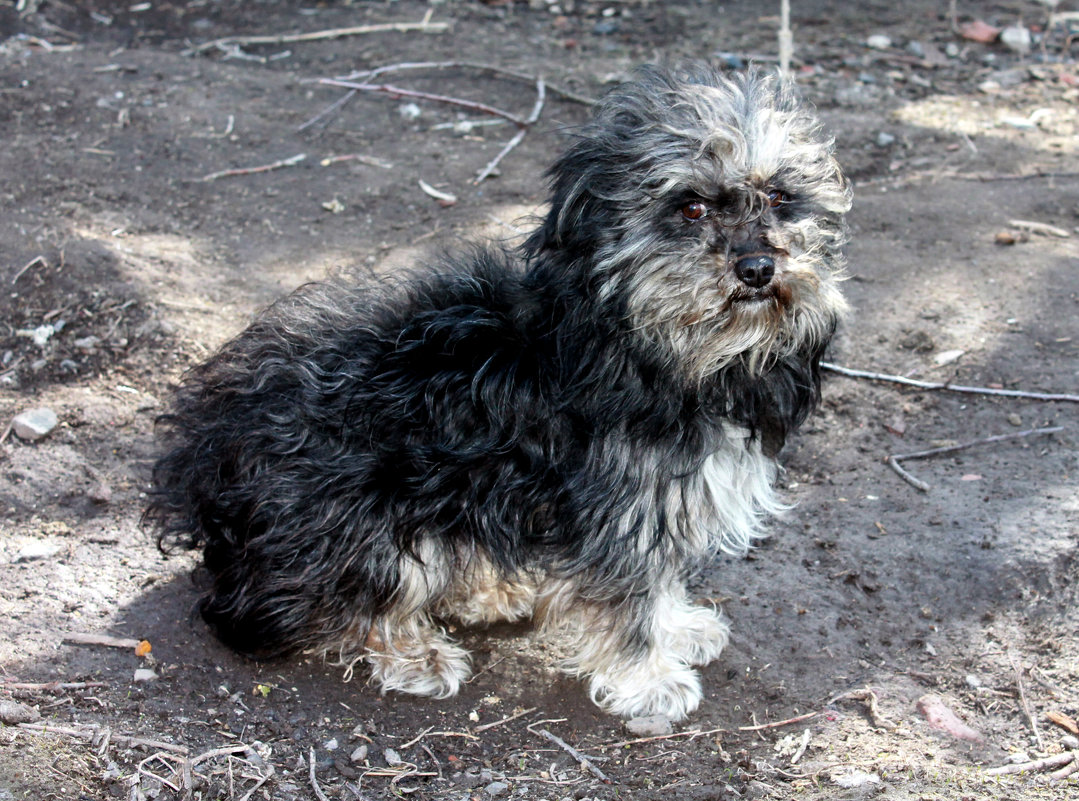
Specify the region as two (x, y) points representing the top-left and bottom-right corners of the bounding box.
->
(669, 605), (729, 667)
(589, 661), (703, 722)
(365, 630), (472, 699)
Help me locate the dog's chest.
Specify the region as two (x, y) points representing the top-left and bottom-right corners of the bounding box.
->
(667, 436), (780, 558)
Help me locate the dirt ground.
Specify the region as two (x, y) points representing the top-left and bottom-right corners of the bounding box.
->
(1, 1), (1077, 799)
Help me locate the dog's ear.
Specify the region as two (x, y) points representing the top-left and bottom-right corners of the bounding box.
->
(521, 134), (625, 261)
(523, 65), (681, 262)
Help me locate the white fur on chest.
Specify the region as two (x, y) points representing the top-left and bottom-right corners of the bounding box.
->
(674, 430), (783, 559)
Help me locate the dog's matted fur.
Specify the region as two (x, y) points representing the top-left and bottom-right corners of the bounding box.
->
(149, 64), (851, 721)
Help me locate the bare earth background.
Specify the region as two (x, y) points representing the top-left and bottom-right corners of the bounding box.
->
(1, 1), (1077, 799)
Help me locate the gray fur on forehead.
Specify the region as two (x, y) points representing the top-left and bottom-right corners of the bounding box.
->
(583, 64), (845, 202)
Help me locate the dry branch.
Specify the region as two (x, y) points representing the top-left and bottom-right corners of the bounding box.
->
(61, 632), (141, 649)
(317, 78), (529, 127)
(1008, 648), (1044, 752)
(472, 706), (538, 732)
(530, 727), (611, 783)
(822, 362), (1079, 403)
(2, 680), (108, 691)
(887, 426), (1063, 492)
(986, 751), (1075, 776)
(331, 60), (595, 106)
(309, 746), (332, 801)
(18, 722), (189, 755)
(198, 153), (307, 183)
(185, 13), (448, 56)
(474, 78), (545, 183)
(739, 711), (820, 732)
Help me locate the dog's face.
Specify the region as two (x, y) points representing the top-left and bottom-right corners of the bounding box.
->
(531, 66), (852, 378)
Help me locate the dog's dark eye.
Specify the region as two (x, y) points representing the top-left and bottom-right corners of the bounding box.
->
(681, 201), (707, 221)
(767, 189), (790, 208)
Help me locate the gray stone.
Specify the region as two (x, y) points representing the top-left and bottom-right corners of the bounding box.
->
(625, 714), (673, 736)
(12, 407), (58, 441)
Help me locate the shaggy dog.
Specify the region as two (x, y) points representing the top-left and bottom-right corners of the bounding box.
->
(148, 64), (851, 721)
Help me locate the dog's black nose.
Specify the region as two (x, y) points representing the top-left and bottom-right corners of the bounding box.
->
(733, 255), (775, 288)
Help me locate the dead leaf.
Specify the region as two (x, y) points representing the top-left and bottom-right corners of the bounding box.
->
(957, 19), (1001, 44)
(1047, 710), (1079, 735)
(917, 694), (984, 742)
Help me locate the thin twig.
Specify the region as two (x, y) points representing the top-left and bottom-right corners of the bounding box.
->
(1008, 648), (1045, 752)
(473, 706), (538, 733)
(18, 722), (188, 755)
(331, 60), (596, 105)
(301, 59), (591, 132)
(986, 751), (1074, 776)
(237, 764), (275, 801)
(827, 689), (895, 730)
(185, 14), (448, 56)
(398, 728), (477, 750)
(12, 255), (47, 284)
(198, 153), (307, 183)
(887, 426), (1064, 492)
(137, 754), (182, 793)
(739, 711), (820, 732)
(1008, 219), (1071, 238)
(298, 88), (358, 131)
(529, 727), (611, 783)
(61, 632), (141, 649)
(317, 78), (529, 126)
(822, 362), (1079, 403)
(309, 746), (332, 801)
(474, 78), (545, 183)
(2, 680), (108, 691)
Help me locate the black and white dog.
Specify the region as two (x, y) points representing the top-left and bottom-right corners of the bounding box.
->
(149, 64), (851, 721)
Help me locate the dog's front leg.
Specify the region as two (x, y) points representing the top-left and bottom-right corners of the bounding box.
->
(542, 579), (728, 721)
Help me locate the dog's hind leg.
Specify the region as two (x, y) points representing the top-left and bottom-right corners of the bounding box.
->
(436, 555), (537, 626)
(539, 579), (722, 721)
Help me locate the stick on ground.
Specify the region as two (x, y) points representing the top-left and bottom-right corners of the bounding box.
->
(198, 153), (307, 183)
(18, 722), (189, 755)
(822, 362), (1079, 403)
(185, 13), (448, 56)
(474, 78), (545, 183)
(887, 426), (1063, 492)
(530, 727), (611, 783)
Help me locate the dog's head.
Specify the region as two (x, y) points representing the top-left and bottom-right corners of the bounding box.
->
(526, 64), (851, 379)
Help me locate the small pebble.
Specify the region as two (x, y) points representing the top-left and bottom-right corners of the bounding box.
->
(1000, 25), (1032, 55)
(484, 781), (510, 797)
(0, 700), (41, 724)
(876, 131), (896, 147)
(350, 745), (368, 763)
(866, 34), (892, 50)
(12, 407), (59, 441)
(133, 668), (158, 683)
(1061, 735), (1079, 750)
(14, 541), (63, 563)
(625, 714), (673, 736)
